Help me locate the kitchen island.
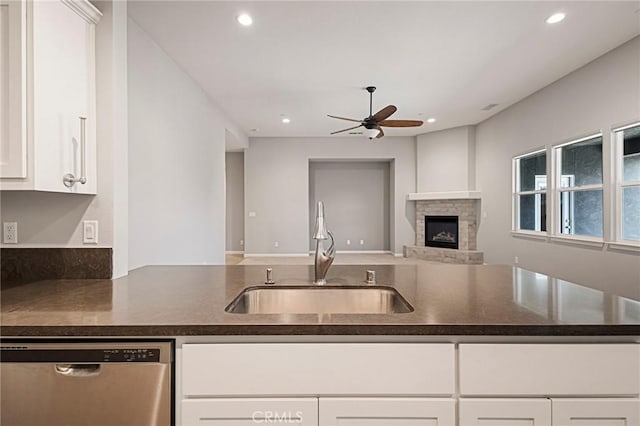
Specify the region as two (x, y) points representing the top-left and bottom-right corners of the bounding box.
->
(1, 264), (639, 337)
(2, 264), (639, 425)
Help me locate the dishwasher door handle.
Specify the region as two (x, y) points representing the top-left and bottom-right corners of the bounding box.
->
(55, 364), (102, 377)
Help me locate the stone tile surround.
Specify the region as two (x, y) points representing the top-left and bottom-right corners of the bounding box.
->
(405, 198), (484, 264)
(416, 199), (479, 250)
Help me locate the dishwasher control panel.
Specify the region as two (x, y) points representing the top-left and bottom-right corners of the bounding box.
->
(1, 347), (162, 363)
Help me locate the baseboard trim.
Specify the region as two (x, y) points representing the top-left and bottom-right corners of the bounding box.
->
(225, 251), (245, 255)
(243, 253), (310, 258)
(335, 250), (392, 254)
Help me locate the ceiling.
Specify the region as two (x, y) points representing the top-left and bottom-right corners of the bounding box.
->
(128, 1), (640, 139)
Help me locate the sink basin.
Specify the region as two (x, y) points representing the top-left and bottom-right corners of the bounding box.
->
(225, 285), (414, 314)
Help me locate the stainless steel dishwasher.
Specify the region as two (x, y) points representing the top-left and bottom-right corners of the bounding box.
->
(1, 341), (172, 426)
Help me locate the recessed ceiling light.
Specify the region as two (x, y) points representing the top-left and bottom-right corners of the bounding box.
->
(427, 118), (436, 124)
(281, 117), (290, 124)
(546, 12), (565, 24)
(237, 13), (253, 26)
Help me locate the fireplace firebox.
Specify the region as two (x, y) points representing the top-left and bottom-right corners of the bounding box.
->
(425, 215), (459, 249)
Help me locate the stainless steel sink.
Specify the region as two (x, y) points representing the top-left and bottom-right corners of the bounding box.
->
(225, 285), (414, 314)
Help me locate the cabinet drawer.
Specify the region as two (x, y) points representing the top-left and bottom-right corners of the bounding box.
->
(319, 397), (456, 426)
(182, 398), (317, 425)
(459, 344), (640, 396)
(459, 398), (552, 426)
(182, 343), (455, 396)
(552, 398), (640, 424)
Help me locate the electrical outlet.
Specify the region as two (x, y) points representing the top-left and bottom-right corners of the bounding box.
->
(346, 239), (351, 245)
(83, 220), (98, 244)
(240, 239), (244, 246)
(248, 211), (256, 217)
(360, 239), (364, 245)
(274, 241), (279, 248)
(514, 256), (519, 264)
(3, 222), (17, 244)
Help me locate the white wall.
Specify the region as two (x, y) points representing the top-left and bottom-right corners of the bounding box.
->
(416, 125), (476, 192)
(127, 19), (246, 269)
(225, 151), (244, 252)
(309, 161), (390, 251)
(476, 36), (640, 299)
(95, 0), (128, 277)
(244, 137), (415, 255)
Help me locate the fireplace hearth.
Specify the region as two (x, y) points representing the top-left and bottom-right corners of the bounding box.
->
(425, 215), (459, 250)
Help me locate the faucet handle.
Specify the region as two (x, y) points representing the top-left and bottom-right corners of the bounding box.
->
(265, 268), (275, 285)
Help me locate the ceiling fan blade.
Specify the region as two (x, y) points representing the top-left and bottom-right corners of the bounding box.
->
(371, 105), (397, 122)
(328, 115), (364, 123)
(376, 127), (384, 139)
(379, 119), (424, 127)
(331, 124), (363, 135)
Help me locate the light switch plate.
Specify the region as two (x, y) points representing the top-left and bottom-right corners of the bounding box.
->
(83, 220), (98, 244)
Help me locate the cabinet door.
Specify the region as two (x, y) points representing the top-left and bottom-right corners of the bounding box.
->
(319, 398), (455, 426)
(552, 399), (640, 425)
(32, 0), (97, 193)
(182, 398), (318, 426)
(459, 399), (551, 426)
(0, 0), (26, 178)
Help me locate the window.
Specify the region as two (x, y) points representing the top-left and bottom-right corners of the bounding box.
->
(553, 134), (603, 238)
(513, 150), (547, 232)
(614, 123), (640, 242)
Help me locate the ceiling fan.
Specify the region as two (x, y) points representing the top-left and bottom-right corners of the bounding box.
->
(328, 86), (423, 139)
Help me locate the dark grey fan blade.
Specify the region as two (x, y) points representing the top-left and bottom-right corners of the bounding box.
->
(331, 124), (363, 135)
(328, 115), (365, 123)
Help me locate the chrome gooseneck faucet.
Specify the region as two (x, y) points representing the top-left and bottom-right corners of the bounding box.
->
(312, 201), (335, 285)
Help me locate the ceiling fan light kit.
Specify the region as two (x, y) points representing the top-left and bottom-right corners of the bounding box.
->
(328, 86), (423, 140)
(363, 127), (380, 140)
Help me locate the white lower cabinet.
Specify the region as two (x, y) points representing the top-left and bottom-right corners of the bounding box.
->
(552, 399), (640, 425)
(182, 398), (318, 425)
(182, 398), (455, 426)
(319, 397), (456, 426)
(179, 343), (640, 426)
(459, 398), (552, 426)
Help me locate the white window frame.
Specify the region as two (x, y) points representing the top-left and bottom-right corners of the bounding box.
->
(613, 122), (640, 246)
(551, 132), (604, 242)
(512, 149), (547, 235)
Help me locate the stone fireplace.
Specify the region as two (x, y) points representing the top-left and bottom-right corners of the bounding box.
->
(404, 193), (483, 264)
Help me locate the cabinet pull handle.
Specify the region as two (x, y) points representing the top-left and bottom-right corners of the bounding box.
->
(63, 117), (88, 188)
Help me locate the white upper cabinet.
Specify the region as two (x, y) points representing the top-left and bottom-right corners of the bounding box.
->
(0, 0), (26, 178)
(0, 0), (100, 193)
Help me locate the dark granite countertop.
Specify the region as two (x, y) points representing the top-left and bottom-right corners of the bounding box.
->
(1, 264), (639, 337)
